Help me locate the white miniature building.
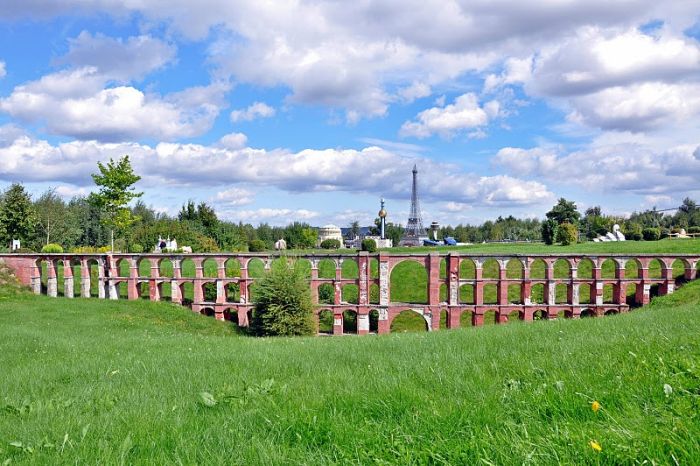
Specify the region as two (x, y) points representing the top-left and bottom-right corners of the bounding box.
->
(275, 239), (287, 250)
(317, 225), (344, 247)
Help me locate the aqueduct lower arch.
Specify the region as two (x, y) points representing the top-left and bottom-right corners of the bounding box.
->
(2, 252), (698, 335)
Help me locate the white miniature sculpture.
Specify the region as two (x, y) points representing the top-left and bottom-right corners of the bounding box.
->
(11, 239), (20, 251)
(155, 236), (189, 253)
(275, 239), (287, 250)
(593, 225), (625, 242)
(613, 224), (626, 241)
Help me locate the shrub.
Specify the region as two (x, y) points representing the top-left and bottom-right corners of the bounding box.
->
(98, 246), (112, 253)
(687, 226), (700, 234)
(129, 243), (144, 253)
(114, 239), (127, 253)
(556, 222), (578, 245)
(250, 259), (315, 337)
(13, 248), (35, 254)
(624, 222), (643, 241)
(320, 239), (341, 249)
(71, 246), (99, 253)
(41, 243), (64, 253)
(248, 239), (267, 252)
(642, 227), (661, 241)
(541, 219), (558, 245)
(361, 238), (377, 253)
(193, 235), (219, 253)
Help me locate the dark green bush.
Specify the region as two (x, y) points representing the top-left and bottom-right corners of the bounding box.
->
(250, 259), (315, 337)
(361, 238), (377, 253)
(556, 222), (578, 246)
(541, 219), (558, 245)
(320, 239), (341, 249)
(642, 227), (661, 241)
(248, 239), (267, 252)
(129, 243), (144, 253)
(687, 226), (700, 234)
(41, 243), (64, 253)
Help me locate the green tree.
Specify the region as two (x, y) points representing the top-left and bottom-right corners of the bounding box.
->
(546, 198), (581, 225)
(88, 156), (142, 250)
(33, 189), (81, 248)
(250, 259), (315, 336)
(0, 183), (36, 248)
(541, 219), (558, 245)
(556, 222), (578, 245)
(349, 220), (360, 238)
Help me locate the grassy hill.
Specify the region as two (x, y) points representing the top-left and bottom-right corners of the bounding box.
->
(1, 269), (699, 463)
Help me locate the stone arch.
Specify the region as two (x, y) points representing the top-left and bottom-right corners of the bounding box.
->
(460, 284), (475, 304)
(459, 258), (476, 279)
(483, 284), (497, 304)
(531, 283), (545, 303)
(341, 284), (358, 304)
(530, 259), (547, 279)
(601, 258), (617, 279)
(604, 309), (619, 316)
(460, 309), (473, 327)
(318, 309), (333, 334)
(533, 309), (547, 320)
(317, 283), (335, 305)
(508, 284), (522, 304)
(580, 308), (595, 318)
(390, 260), (428, 304)
(202, 258), (218, 278)
(390, 309), (429, 332)
(482, 309), (497, 325)
(225, 258), (242, 277)
(341, 259), (359, 279)
(117, 280), (129, 299)
(343, 310), (358, 334)
(625, 258), (641, 278)
(603, 284), (614, 304)
(369, 258), (379, 279)
(482, 259), (500, 279)
(295, 258), (312, 279)
(506, 259), (524, 279)
(180, 258), (196, 278)
(507, 309), (522, 323)
(202, 281), (217, 302)
(648, 258), (665, 279)
(369, 309), (380, 333)
(369, 283), (380, 304)
(138, 257), (153, 278)
(138, 280), (150, 300)
(555, 283), (568, 304)
(247, 281), (260, 303)
(179, 282), (194, 306)
(553, 259), (571, 279)
(116, 258), (131, 277)
(439, 258), (447, 279)
(222, 308), (241, 330)
(201, 307), (215, 317)
(247, 258), (266, 278)
(159, 258), (174, 278)
(671, 258), (690, 284)
(86, 258), (102, 297)
(577, 258), (595, 279)
(439, 283), (448, 302)
(317, 259), (337, 279)
(226, 282), (240, 303)
(579, 281), (593, 304)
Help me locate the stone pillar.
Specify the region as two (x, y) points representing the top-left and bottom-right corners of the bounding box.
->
(659, 263), (674, 296)
(448, 309), (461, 328)
(497, 261), (508, 305)
(171, 258), (182, 304)
(63, 259), (74, 298)
(240, 260), (249, 303)
(358, 253), (369, 306)
(635, 266), (650, 305)
(472, 312), (484, 327)
(428, 253), (441, 306)
(148, 258), (161, 301)
(46, 259), (58, 298)
(357, 311), (370, 335)
(447, 254), (460, 306)
(80, 259), (91, 297)
(333, 312), (343, 335)
(684, 261), (697, 281)
(193, 259), (204, 304)
(521, 259), (531, 305)
(97, 258), (107, 299)
(31, 260), (42, 295)
(544, 261), (555, 305)
(334, 261), (342, 304)
(378, 253), (390, 306)
(377, 308), (390, 334)
(473, 264), (483, 305)
(128, 258), (139, 300)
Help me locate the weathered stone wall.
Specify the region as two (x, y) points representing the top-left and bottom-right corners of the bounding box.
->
(1, 252), (697, 335)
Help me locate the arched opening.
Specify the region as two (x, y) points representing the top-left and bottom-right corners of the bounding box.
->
(226, 282), (240, 303)
(159, 259), (173, 278)
(580, 308), (595, 318)
(55, 261), (65, 297)
(460, 310), (473, 328)
(118, 281), (129, 299)
(508, 284), (522, 304)
(483, 310), (497, 325)
(180, 258), (196, 278)
(578, 282), (593, 304)
(369, 283), (380, 304)
(601, 259), (617, 279)
(672, 259), (689, 285)
(201, 307), (215, 317)
(318, 259), (336, 279)
(138, 281), (150, 300)
(506, 259), (523, 279)
(439, 258), (447, 279)
(439, 283), (448, 302)
(460, 284), (475, 304)
(369, 258), (379, 279)
(530, 259), (547, 279)
(369, 309), (379, 333)
(603, 284), (614, 304)
(555, 283), (568, 304)
(69, 260), (82, 297)
(604, 309), (619, 316)
(341, 284), (358, 304)
(507, 310), (522, 323)
(341, 260), (358, 279)
(482, 259), (500, 279)
(203, 282), (217, 302)
(343, 310), (358, 334)
(530, 283), (545, 304)
(137, 258), (151, 278)
(117, 258), (131, 277)
(625, 259), (641, 279)
(246, 309), (254, 328)
(460, 259), (476, 279)
(87, 259), (101, 297)
(295, 259), (311, 279)
(390, 261), (428, 304)
(533, 309), (547, 320)
(318, 283), (335, 305)
(577, 258), (595, 279)
(440, 309), (448, 329)
(318, 309), (333, 334)
(180, 282), (194, 306)
(223, 309), (241, 331)
(648, 259), (664, 279)
(225, 258), (242, 278)
(483, 284), (497, 304)
(202, 258), (218, 278)
(248, 282), (260, 303)
(247, 258), (266, 279)
(553, 259), (571, 279)
(390, 310), (428, 333)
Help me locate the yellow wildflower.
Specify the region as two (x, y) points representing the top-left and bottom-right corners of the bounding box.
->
(591, 400), (600, 413)
(590, 440), (602, 452)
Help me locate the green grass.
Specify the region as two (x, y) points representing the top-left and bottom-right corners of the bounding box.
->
(1, 277), (700, 463)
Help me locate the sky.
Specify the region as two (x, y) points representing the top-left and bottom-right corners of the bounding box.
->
(0, 1), (699, 227)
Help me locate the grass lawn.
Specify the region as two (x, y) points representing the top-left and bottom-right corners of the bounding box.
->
(1, 270), (700, 463)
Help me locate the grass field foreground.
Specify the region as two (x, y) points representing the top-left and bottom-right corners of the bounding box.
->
(1, 270), (700, 463)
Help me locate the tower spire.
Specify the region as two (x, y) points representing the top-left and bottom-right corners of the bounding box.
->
(399, 164), (427, 246)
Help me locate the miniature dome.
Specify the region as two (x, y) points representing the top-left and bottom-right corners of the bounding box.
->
(378, 208), (387, 218)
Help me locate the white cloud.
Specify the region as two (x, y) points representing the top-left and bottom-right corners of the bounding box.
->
(397, 82), (432, 103)
(212, 187), (254, 206)
(218, 132), (248, 149)
(225, 208), (319, 224)
(230, 102), (276, 122)
(54, 185), (89, 198)
(57, 31), (176, 82)
(0, 61), (5, 78)
(0, 67), (229, 141)
(400, 93), (493, 138)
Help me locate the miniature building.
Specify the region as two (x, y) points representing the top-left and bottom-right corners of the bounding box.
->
(317, 224), (344, 247)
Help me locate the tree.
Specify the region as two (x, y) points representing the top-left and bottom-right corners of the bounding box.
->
(541, 219), (558, 245)
(250, 259), (315, 336)
(0, 183), (36, 248)
(88, 156), (142, 250)
(546, 198), (581, 225)
(556, 222), (578, 245)
(34, 189), (81, 247)
(349, 220), (360, 238)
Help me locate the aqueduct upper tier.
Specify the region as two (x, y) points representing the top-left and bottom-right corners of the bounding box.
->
(2, 252), (698, 335)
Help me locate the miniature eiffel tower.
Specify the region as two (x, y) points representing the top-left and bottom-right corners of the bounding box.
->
(399, 165), (427, 246)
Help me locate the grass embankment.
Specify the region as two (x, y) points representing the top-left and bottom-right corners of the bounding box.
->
(1, 276), (700, 463)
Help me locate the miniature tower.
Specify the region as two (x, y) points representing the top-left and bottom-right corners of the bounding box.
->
(378, 198), (387, 240)
(399, 165), (427, 246)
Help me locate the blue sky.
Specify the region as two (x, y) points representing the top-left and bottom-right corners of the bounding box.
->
(0, 1), (699, 227)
